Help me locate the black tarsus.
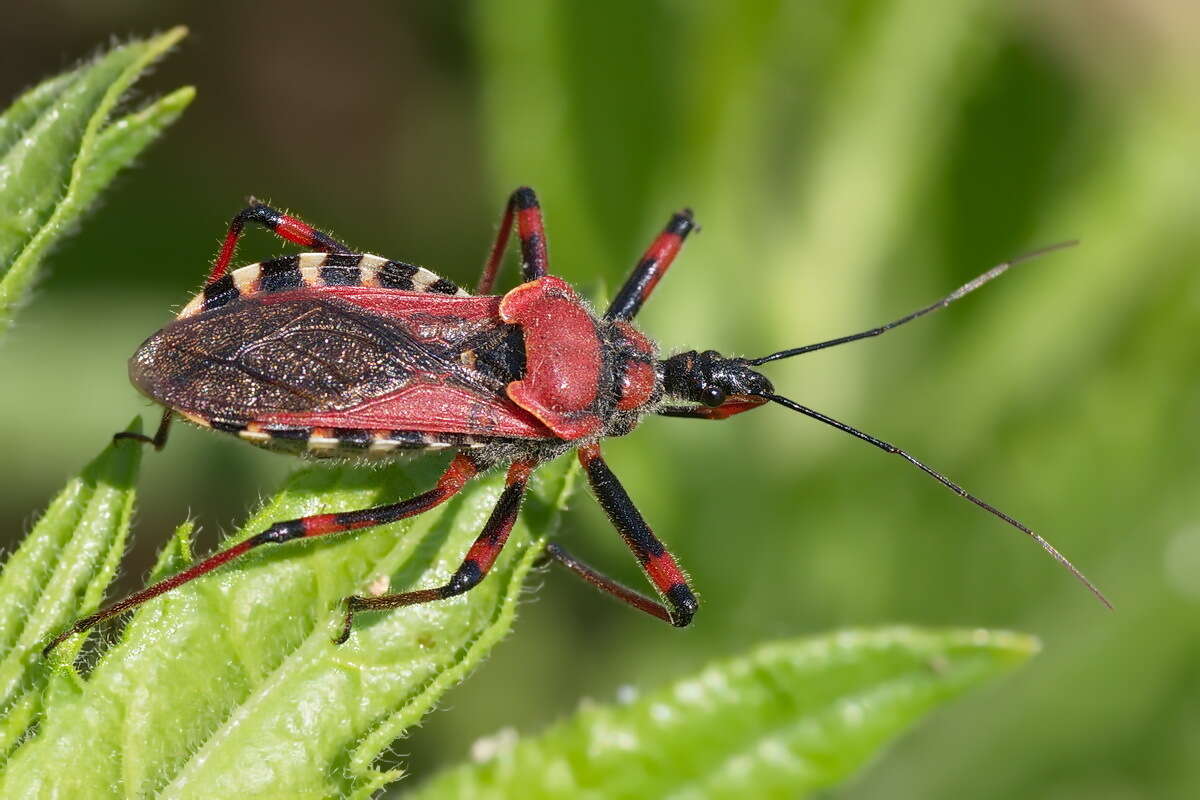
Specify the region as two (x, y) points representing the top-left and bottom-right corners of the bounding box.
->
(113, 409), (174, 451)
(539, 542), (674, 625)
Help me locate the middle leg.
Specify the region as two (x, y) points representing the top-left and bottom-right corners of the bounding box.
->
(475, 186), (550, 294)
(337, 459), (539, 642)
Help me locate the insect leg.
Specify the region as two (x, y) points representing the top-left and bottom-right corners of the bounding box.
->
(539, 542), (673, 624)
(476, 186), (549, 293)
(657, 396), (767, 421)
(42, 454), (482, 656)
(337, 459), (537, 643)
(576, 443), (698, 626)
(113, 408), (174, 450)
(604, 209), (696, 321)
(208, 201), (353, 284)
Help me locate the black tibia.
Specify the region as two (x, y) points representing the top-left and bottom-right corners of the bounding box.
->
(113, 408), (174, 451)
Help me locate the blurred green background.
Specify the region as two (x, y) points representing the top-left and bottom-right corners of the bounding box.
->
(2, 1), (1198, 797)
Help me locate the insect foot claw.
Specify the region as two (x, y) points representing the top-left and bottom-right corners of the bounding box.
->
(333, 596), (364, 645)
(42, 631), (72, 658)
(532, 542), (559, 569)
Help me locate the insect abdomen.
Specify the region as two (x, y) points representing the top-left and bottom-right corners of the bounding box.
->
(199, 420), (496, 457)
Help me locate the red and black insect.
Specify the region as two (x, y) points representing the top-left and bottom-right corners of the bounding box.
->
(45, 187), (1108, 655)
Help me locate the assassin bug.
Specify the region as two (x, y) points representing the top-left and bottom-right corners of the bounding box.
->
(45, 187), (1109, 655)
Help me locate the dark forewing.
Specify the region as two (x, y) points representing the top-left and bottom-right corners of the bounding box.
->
(131, 291), (549, 438)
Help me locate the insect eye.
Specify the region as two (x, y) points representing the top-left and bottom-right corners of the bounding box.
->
(701, 386), (726, 407)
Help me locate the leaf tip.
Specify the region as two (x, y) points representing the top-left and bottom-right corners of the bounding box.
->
(157, 25), (190, 49)
(918, 627), (1041, 680)
(148, 519), (196, 582)
(976, 628), (1041, 664)
(170, 85), (198, 106)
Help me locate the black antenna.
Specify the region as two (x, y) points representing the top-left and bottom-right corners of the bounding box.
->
(750, 241), (1078, 366)
(764, 393), (1112, 609)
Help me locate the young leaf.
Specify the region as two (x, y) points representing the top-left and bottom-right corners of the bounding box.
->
(409, 627), (1038, 799)
(0, 27), (192, 340)
(146, 520), (195, 584)
(0, 451), (575, 798)
(0, 420), (142, 762)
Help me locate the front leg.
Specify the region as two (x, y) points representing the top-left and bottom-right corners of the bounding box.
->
(576, 443), (698, 626)
(604, 209), (696, 322)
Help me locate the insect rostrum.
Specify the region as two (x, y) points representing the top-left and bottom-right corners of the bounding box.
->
(44, 186), (1108, 656)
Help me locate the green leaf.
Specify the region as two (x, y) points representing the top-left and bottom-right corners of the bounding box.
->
(0, 420), (142, 762)
(0, 27), (192, 340)
(409, 627), (1038, 799)
(146, 520), (195, 584)
(0, 452), (576, 798)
